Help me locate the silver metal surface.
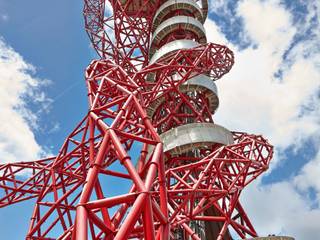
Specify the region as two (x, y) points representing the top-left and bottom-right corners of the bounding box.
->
(149, 39), (199, 64)
(152, 0), (204, 31)
(160, 122), (234, 154)
(180, 74), (218, 95)
(150, 16), (206, 57)
(181, 74), (219, 112)
(146, 74), (219, 117)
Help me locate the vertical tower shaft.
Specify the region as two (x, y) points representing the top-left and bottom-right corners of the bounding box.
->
(0, 0), (275, 239)
(147, 1), (233, 238)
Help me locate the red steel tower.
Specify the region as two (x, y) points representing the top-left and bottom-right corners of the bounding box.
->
(0, 0), (273, 239)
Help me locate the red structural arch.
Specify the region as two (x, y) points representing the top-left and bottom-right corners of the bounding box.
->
(0, 0), (273, 239)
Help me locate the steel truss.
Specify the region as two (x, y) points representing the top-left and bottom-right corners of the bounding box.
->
(0, 0), (273, 239)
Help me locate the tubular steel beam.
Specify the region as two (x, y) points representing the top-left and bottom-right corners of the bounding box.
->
(0, 0), (274, 239)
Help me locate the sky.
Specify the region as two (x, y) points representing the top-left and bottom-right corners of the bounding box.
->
(0, 0), (319, 239)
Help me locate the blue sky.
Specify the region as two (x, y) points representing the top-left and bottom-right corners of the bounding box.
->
(0, 0), (319, 239)
(0, 0), (93, 154)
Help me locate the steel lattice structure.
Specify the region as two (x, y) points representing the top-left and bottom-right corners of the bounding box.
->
(0, 0), (273, 239)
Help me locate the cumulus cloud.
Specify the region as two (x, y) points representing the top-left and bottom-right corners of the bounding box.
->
(294, 150), (320, 204)
(212, 0), (320, 152)
(205, 0), (320, 239)
(0, 37), (51, 163)
(241, 180), (320, 239)
(1, 14), (8, 22)
(241, 142), (320, 238)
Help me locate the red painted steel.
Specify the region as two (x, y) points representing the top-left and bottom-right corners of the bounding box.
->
(0, 0), (273, 239)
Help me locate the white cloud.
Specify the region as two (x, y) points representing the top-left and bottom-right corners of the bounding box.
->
(204, 18), (230, 46)
(241, 180), (320, 239)
(205, 0), (320, 239)
(241, 146), (320, 238)
(1, 14), (8, 22)
(213, 0), (320, 151)
(237, 0), (295, 51)
(216, 47), (320, 151)
(0, 37), (51, 163)
(294, 150), (320, 204)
